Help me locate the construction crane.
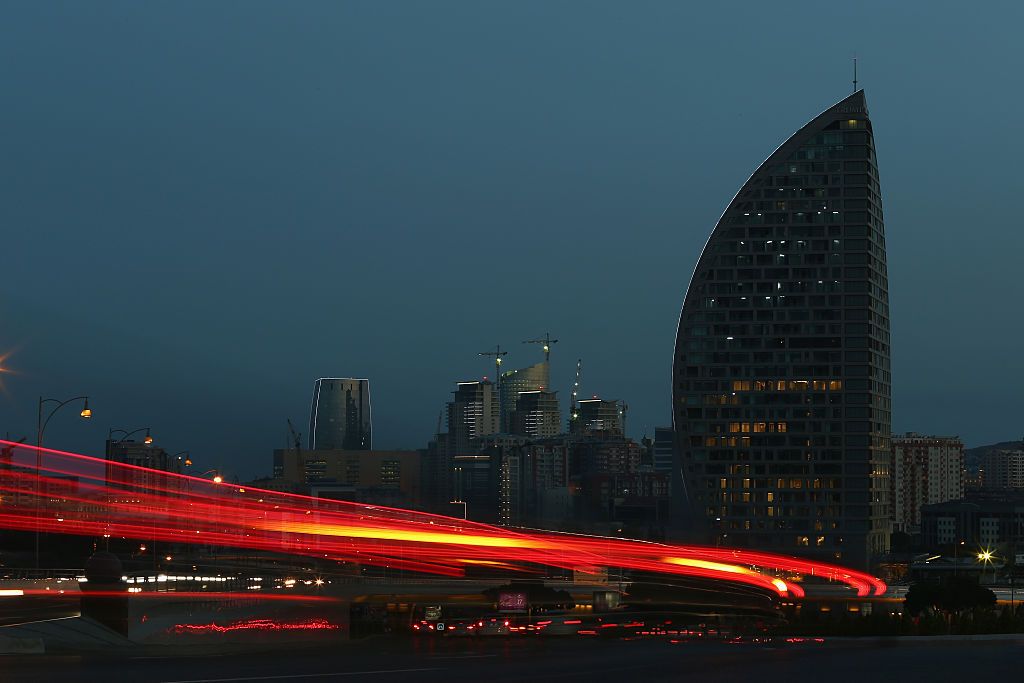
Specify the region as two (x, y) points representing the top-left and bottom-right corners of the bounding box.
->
(478, 345), (508, 382)
(569, 358), (583, 426)
(286, 418), (302, 453)
(1, 436), (26, 463)
(479, 345), (509, 434)
(522, 332), (558, 363)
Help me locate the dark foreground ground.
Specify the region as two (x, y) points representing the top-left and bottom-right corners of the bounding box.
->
(4, 636), (1023, 683)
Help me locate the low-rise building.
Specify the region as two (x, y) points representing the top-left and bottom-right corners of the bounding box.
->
(920, 491), (1024, 549)
(270, 448), (421, 508)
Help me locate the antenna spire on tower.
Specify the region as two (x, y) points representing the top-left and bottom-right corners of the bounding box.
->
(853, 55), (858, 92)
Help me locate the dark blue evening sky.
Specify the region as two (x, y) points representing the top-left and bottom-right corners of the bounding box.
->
(2, 1), (1021, 479)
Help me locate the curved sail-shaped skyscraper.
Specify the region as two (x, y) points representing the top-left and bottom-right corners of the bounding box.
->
(672, 91), (891, 569)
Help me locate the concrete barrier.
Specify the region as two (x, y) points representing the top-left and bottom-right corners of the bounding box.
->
(0, 634), (45, 654)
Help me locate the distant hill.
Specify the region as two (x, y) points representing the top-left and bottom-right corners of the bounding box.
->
(964, 439), (1024, 470)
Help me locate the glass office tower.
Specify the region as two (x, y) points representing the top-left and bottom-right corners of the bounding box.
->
(672, 90), (891, 569)
(309, 378), (372, 450)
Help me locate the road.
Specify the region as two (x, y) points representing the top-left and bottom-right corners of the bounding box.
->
(0, 595), (79, 627)
(3, 636), (1024, 683)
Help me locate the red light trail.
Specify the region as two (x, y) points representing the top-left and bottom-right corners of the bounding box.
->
(0, 440), (884, 598)
(169, 618), (340, 634)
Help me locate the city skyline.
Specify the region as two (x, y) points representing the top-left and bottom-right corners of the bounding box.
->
(1, 2), (1022, 480)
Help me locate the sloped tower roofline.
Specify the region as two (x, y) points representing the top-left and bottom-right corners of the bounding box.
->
(672, 90), (869, 399)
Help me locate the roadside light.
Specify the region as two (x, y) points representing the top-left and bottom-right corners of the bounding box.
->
(80, 399), (92, 419)
(139, 544), (147, 552)
(213, 475), (223, 484)
(144, 430), (154, 445)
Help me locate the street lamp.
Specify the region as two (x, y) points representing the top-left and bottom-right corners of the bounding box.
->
(977, 549), (996, 584)
(37, 396), (92, 448)
(198, 470), (223, 484)
(954, 539), (965, 577)
(35, 395), (92, 569)
(172, 451), (192, 468)
(108, 427), (153, 449)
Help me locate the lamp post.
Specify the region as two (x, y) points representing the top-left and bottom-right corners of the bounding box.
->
(198, 469), (223, 484)
(195, 470), (223, 566)
(953, 539), (965, 577)
(35, 395), (92, 569)
(106, 427), (157, 570)
(106, 427), (153, 455)
(172, 451), (192, 470)
(37, 396), (92, 448)
(977, 549), (995, 584)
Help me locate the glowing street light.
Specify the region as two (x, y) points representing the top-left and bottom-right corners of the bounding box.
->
(198, 470), (223, 484)
(108, 427), (153, 447)
(173, 451), (192, 468)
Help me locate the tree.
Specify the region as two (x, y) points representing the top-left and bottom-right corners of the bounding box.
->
(905, 576), (996, 616)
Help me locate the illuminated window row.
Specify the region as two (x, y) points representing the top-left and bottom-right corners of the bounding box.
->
(731, 379), (842, 392)
(728, 422), (788, 434)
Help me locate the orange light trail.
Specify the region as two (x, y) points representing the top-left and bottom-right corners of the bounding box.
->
(0, 440), (885, 598)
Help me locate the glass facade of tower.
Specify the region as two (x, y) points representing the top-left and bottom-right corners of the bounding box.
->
(672, 91), (891, 569)
(309, 378), (372, 450)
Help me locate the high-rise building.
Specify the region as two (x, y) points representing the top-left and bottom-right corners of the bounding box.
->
(478, 432), (668, 535)
(891, 433), (964, 533)
(509, 390), (561, 439)
(309, 378), (371, 450)
(105, 439), (185, 506)
(653, 427), (675, 475)
(500, 361), (550, 430)
(573, 398), (623, 435)
(672, 90), (892, 568)
(980, 449), (1024, 490)
(447, 380), (499, 456)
